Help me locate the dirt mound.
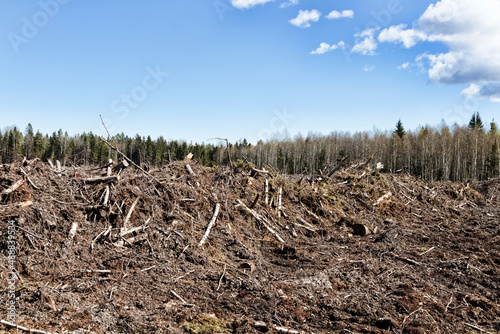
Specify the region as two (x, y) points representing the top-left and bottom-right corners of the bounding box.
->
(1, 159), (499, 333)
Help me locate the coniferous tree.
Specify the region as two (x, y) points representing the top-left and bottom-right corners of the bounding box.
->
(469, 112), (484, 130)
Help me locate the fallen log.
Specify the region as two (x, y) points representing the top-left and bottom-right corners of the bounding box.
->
(1, 179), (25, 195)
(83, 175), (120, 184)
(112, 159), (129, 174)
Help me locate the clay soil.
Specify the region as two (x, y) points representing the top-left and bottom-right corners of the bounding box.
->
(0, 159), (499, 333)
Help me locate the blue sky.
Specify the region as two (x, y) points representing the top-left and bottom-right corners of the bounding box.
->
(1, 0), (499, 143)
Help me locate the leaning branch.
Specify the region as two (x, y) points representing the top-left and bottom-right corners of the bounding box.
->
(327, 155), (350, 178)
(198, 203), (221, 247)
(99, 115), (160, 183)
(236, 199), (284, 243)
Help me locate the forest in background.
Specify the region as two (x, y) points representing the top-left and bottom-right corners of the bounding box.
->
(1, 112), (499, 182)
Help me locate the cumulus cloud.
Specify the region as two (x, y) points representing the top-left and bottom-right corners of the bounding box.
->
(231, 0), (273, 9)
(378, 0), (500, 101)
(352, 28), (378, 55)
(378, 24), (426, 48)
(461, 84), (480, 99)
(326, 10), (354, 19)
(289, 9), (321, 28)
(310, 41), (345, 55)
(279, 0), (298, 8)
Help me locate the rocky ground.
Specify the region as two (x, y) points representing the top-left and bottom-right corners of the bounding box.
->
(0, 159), (499, 333)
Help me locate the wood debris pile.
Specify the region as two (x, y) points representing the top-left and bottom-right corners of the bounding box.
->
(0, 158), (499, 333)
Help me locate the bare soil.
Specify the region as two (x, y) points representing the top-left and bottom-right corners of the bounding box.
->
(0, 160), (499, 333)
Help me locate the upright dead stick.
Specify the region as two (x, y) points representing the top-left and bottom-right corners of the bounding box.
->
(68, 222), (78, 239)
(277, 186), (283, 218)
(236, 199), (284, 243)
(106, 158), (113, 176)
(208, 138), (233, 169)
(198, 203), (221, 247)
(185, 164), (195, 176)
(265, 178), (269, 206)
(102, 186), (110, 206)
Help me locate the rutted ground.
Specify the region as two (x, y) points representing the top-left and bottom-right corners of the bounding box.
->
(0, 159), (499, 333)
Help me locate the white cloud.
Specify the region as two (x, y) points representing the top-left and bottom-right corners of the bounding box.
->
(398, 62), (410, 70)
(289, 9), (321, 28)
(279, 0), (298, 8)
(378, 0), (500, 91)
(231, 0), (273, 9)
(461, 84), (480, 99)
(352, 28), (378, 55)
(378, 24), (426, 48)
(363, 64), (375, 72)
(310, 41), (345, 55)
(326, 10), (354, 19)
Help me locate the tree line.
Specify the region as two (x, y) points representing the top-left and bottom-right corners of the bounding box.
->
(1, 113), (499, 181)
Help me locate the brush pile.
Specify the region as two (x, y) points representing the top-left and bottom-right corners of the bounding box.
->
(0, 157), (499, 333)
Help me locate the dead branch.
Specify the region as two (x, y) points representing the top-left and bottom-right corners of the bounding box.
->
(83, 175), (120, 184)
(300, 202), (320, 220)
(91, 225), (112, 250)
(99, 115), (160, 182)
(252, 167), (272, 177)
(216, 264), (226, 291)
(171, 290), (187, 304)
(119, 222), (149, 238)
(198, 203), (221, 247)
(20, 168), (39, 190)
(0, 320), (51, 334)
(419, 246), (435, 256)
(250, 193), (260, 209)
(114, 233), (148, 247)
(327, 155), (350, 178)
(464, 323), (488, 333)
(360, 153), (375, 169)
(236, 199), (284, 243)
(122, 197), (140, 233)
(389, 252), (421, 266)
